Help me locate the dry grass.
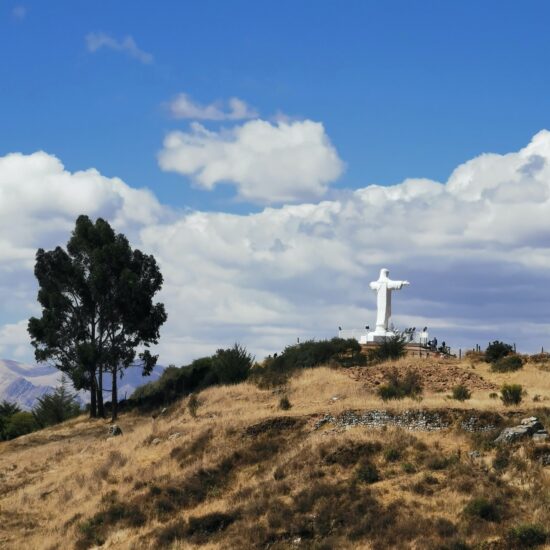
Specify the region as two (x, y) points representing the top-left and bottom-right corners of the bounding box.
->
(0, 358), (549, 549)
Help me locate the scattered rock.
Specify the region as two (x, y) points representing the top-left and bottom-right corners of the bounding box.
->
(151, 438), (162, 445)
(468, 451), (482, 458)
(168, 432), (182, 440)
(532, 430), (549, 442)
(107, 424), (122, 437)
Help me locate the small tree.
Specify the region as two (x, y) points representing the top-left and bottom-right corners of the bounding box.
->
(500, 384), (523, 406)
(373, 335), (407, 362)
(212, 343), (254, 384)
(0, 401), (22, 440)
(32, 377), (81, 428)
(5, 412), (38, 440)
(485, 341), (513, 363)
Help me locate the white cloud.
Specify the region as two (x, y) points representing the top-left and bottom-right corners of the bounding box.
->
(85, 32), (153, 64)
(168, 93), (258, 121)
(2, 131), (550, 366)
(158, 119), (345, 204)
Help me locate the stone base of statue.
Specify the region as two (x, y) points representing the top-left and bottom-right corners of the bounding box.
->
(365, 331), (395, 343)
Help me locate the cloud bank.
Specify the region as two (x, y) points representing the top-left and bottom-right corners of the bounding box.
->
(158, 119), (345, 204)
(2, 131), (550, 365)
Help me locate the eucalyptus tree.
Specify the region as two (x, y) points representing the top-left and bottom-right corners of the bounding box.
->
(28, 215), (167, 419)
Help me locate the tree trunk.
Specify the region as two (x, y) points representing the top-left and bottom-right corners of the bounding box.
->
(97, 366), (105, 418)
(89, 372), (97, 418)
(111, 365), (118, 422)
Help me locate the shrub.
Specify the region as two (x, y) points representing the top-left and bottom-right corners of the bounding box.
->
(278, 396), (292, 410)
(401, 462), (416, 473)
(355, 460), (380, 484)
(485, 340), (513, 363)
(377, 368), (422, 401)
(0, 400), (22, 440)
(451, 384), (471, 401)
(489, 392), (498, 399)
(4, 411), (38, 439)
(212, 343), (254, 384)
(373, 335), (406, 362)
(252, 338), (365, 388)
(463, 497), (500, 522)
(504, 524), (547, 548)
(491, 354), (523, 373)
(188, 394), (200, 417)
(383, 448), (401, 462)
(500, 384), (523, 406)
(492, 447), (510, 470)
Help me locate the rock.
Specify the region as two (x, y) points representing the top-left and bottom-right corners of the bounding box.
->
(494, 425), (531, 444)
(168, 432), (182, 440)
(151, 438), (162, 445)
(160, 407), (168, 416)
(468, 450), (482, 458)
(107, 424), (122, 437)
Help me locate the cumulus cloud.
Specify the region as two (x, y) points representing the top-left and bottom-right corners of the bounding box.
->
(2, 131), (550, 365)
(158, 119), (345, 204)
(85, 32), (153, 64)
(168, 94), (258, 121)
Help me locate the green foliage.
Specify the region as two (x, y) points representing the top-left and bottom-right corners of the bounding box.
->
(4, 411), (38, 440)
(492, 447), (510, 471)
(504, 524), (547, 548)
(463, 497), (500, 522)
(211, 343), (254, 384)
(377, 367), (422, 400)
(491, 354), (523, 373)
(0, 400), (22, 440)
(372, 334), (407, 362)
(451, 384), (471, 401)
(32, 377), (81, 428)
(485, 340), (513, 363)
(130, 344), (253, 410)
(383, 448), (401, 462)
(252, 338), (365, 388)
(500, 384), (523, 406)
(28, 215), (167, 420)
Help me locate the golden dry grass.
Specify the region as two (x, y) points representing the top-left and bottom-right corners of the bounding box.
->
(0, 358), (549, 549)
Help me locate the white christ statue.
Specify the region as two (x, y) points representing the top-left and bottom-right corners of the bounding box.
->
(368, 268), (409, 341)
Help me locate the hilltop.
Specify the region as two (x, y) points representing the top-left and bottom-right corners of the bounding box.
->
(1, 356), (549, 549)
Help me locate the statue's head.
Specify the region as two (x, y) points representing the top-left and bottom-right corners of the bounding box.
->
(380, 268), (389, 278)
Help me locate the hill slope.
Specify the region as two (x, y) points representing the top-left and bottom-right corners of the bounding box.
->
(1, 358), (549, 549)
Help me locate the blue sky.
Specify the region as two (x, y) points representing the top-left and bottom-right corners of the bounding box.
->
(3, 1), (550, 211)
(2, 1), (550, 363)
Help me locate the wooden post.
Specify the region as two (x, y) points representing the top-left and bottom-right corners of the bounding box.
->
(459, 349), (462, 359)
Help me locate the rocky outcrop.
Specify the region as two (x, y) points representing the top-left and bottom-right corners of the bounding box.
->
(494, 416), (548, 444)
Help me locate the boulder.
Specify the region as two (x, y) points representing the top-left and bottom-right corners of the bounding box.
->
(494, 425), (531, 444)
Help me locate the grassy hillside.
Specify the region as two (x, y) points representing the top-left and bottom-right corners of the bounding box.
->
(1, 357), (549, 549)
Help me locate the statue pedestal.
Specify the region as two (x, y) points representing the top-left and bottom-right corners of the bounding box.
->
(366, 331), (395, 343)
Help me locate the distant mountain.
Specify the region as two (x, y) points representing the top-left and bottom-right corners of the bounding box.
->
(0, 359), (164, 410)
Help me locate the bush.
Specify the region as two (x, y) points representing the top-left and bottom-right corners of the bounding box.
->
(278, 396), (292, 410)
(188, 394), (200, 418)
(500, 384), (523, 406)
(384, 448), (401, 462)
(505, 524), (547, 548)
(463, 497), (500, 522)
(373, 335), (406, 362)
(377, 368), (422, 401)
(252, 338), (365, 388)
(451, 384), (471, 401)
(4, 411), (38, 440)
(0, 400), (22, 440)
(491, 354), (523, 373)
(485, 341), (513, 363)
(355, 460), (380, 484)
(492, 447), (510, 470)
(212, 343), (254, 384)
